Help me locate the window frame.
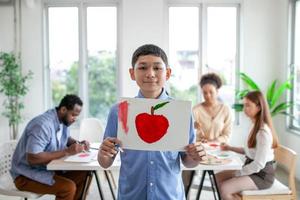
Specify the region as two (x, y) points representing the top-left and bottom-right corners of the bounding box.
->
(43, 0), (119, 120)
(166, 1), (241, 122)
(288, 0), (300, 133)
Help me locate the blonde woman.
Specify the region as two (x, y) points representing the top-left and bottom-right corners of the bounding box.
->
(216, 91), (279, 200)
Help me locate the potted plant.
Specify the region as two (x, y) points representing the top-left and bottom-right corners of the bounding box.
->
(233, 72), (293, 117)
(0, 52), (33, 139)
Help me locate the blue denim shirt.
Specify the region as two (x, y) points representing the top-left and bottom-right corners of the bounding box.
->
(10, 108), (69, 185)
(104, 88), (195, 200)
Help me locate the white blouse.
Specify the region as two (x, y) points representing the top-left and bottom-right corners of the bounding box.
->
(239, 124), (274, 176)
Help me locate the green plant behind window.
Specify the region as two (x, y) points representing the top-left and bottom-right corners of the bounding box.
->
(0, 52), (33, 139)
(233, 72), (293, 117)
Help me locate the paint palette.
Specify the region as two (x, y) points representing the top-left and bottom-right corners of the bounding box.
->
(203, 142), (220, 150)
(199, 155), (232, 165)
(206, 149), (232, 159)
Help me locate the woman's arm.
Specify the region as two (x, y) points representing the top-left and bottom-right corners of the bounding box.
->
(220, 143), (245, 154)
(239, 129), (273, 176)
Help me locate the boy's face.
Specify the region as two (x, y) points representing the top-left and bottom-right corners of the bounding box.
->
(129, 55), (171, 98)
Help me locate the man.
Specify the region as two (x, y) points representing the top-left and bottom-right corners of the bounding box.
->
(10, 94), (91, 200)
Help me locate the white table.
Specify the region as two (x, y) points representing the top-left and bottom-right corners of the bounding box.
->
(184, 155), (243, 200)
(47, 150), (242, 200)
(47, 150), (119, 200)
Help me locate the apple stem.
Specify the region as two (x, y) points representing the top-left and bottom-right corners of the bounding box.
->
(151, 106), (154, 115)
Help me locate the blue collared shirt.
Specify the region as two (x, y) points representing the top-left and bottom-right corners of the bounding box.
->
(10, 108), (69, 185)
(104, 88), (195, 200)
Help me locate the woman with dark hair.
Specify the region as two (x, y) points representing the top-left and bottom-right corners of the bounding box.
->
(193, 73), (232, 143)
(183, 73), (232, 193)
(216, 91), (279, 200)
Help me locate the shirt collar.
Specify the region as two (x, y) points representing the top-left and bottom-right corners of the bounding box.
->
(52, 108), (61, 132)
(137, 88), (169, 99)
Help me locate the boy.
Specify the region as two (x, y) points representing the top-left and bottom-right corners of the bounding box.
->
(98, 44), (205, 200)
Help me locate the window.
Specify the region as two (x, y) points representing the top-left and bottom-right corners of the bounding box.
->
(289, 0), (300, 131)
(168, 4), (240, 107)
(45, 3), (117, 124)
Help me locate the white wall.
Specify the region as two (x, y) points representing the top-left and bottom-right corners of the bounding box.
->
(1, 0), (299, 179)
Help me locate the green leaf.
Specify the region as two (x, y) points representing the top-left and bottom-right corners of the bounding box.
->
(232, 103), (244, 112)
(153, 101), (170, 111)
(240, 72), (260, 90)
(236, 89), (250, 99)
(270, 79), (293, 108)
(266, 80), (277, 103)
(271, 102), (293, 116)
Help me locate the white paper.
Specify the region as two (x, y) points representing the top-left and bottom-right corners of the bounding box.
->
(64, 151), (97, 162)
(117, 98), (191, 151)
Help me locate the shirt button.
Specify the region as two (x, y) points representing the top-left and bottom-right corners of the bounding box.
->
(150, 182), (153, 186)
(150, 161), (154, 164)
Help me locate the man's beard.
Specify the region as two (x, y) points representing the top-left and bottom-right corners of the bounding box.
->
(61, 115), (70, 127)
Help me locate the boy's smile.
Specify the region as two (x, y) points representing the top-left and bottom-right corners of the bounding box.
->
(129, 55), (171, 99)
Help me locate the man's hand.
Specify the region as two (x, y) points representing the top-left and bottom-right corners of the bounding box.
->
(79, 140), (90, 151)
(65, 143), (85, 155)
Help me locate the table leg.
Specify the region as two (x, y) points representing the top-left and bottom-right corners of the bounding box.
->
(208, 171), (217, 200)
(93, 171), (105, 200)
(185, 170), (195, 198)
(80, 171), (93, 200)
(196, 170), (207, 200)
(208, 170), (221, 200)
(104, 170), (116, 200)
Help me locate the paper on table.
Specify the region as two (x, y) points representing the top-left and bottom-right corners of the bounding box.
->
(90, 142), (101, 150)
(64, 151), (97, 162)
(199, 155), (232, 165)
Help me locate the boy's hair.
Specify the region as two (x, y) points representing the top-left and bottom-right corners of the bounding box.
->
(131, 44), (168, 68)
(58, 94), (83, 110)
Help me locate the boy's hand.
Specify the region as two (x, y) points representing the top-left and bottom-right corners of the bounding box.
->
(100, 137), (122, 158)
(185, 142), (206, 162)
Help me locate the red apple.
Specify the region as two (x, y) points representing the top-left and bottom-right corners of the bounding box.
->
(135, 102), (170, 143)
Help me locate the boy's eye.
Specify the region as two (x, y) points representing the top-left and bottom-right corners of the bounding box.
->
(137, 65), (147, 70)
(153, 65), (163, 70)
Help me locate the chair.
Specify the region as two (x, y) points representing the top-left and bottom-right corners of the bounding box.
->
(79, 118), (104, 143)
(0, 140), (43, 200)
(241, 145), (297, 200)
(79, 118), (117, 200)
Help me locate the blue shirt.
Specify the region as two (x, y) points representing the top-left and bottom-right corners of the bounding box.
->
(104, 88), (195, 200)
(10, 108), (69, 185)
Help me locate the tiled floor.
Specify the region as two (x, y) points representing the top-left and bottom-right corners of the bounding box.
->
(1, 167), (299, 200)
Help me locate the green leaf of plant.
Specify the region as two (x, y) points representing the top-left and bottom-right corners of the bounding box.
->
(240, 72), (260, 90)
(153, 101), (170, 111)
(271, 102), (293, 116)
(272, 111), (295, 118)
(266, 80), (277, 103)
(232, 103), (244, 112)
(236, 89), (250, 99)
(270, 79), (293, 108)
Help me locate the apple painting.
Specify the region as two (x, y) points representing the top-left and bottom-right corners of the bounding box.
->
(135, 101), (170, 143)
